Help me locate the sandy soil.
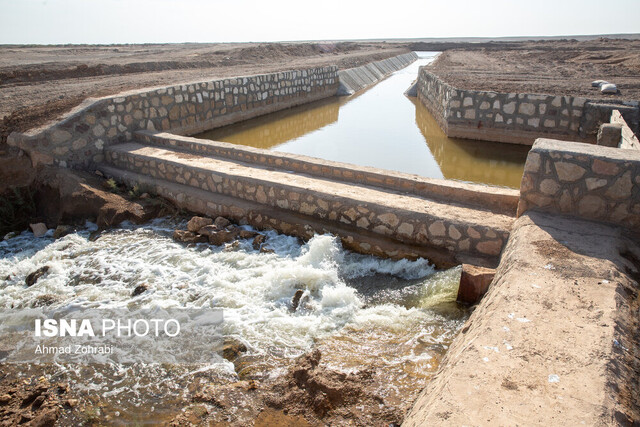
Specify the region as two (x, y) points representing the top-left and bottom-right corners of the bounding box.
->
(427, 38), (640, 100)
(0, 42), (408, 143)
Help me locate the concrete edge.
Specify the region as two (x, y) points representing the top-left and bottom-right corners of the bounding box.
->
(135, 130), (520, 216)
(337, 52), (418, 96)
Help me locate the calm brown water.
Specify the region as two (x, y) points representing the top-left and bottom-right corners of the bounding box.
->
(196, 52), (529, 189)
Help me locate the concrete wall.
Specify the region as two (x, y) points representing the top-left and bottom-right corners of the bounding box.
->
(612, 110), (640, 150)
(518, 138), (640, 233)
(8, 66), (339, 169)
(417, 67), (640, 145)
(336, 52), (417, 95)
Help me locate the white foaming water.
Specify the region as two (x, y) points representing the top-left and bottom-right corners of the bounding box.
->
(0, 218), (467, 417)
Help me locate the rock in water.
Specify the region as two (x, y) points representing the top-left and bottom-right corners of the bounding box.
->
(88, 230), (102, 242)
(26, 266), (50, 287)
(131, 283), (150, 297)
(291, 290), (305, 312)
(53, 225), (74, 239)
(196, 224), (220, 237)
(29, 223), (48, 237)
(223, 338), (248, 362)
(207, 229), (239, 246)
(457, 264), (495, 304)
(32, 294), (62, 307)
(214, 216), (232, 229)
(252, 234), (266, 250)
(173, 230), (208, 244)
(187, 216), (213, 233)
(238, 229), (259, 239)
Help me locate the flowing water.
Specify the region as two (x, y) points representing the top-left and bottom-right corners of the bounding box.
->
(0, 219), (468, 423)
(197, 52), (530, 189)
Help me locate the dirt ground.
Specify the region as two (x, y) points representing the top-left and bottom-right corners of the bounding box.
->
(0, 42), (409, 143)
(3, 38), (640, 145)
(427, 38), (640, 100)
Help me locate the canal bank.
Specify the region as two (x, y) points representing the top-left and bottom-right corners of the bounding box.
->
(4, 47), (640, 425)
(197, 52), (528, 188)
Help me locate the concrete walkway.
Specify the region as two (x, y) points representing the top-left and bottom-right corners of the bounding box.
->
(404, 210), (640, 425)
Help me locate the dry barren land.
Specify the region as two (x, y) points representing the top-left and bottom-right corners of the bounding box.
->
(3, 38), (640, 145)
(425, 38), (640, 100)
(0, 41), (409, 143)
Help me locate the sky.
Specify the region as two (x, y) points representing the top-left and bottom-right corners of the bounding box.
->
(0, 0), (638, 44)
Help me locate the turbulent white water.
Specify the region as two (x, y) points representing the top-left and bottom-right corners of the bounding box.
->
(0, 218), (467, 420)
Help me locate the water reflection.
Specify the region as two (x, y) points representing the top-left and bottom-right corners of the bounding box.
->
(412, 98), (529, 188)
(196, 52), (528, 189)
(197, 96), (344, 149)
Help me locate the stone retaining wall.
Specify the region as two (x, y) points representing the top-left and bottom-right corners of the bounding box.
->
(99, 164), (469, 267)
(336, 52), (417, 95)
(417, 68), (640, 145)
(136, 131), (519, 215)
(518, 138), (640, 233)
(612, 110), (640, 150)
(103, 144), (513, 264)
(8, 66), (339, 168)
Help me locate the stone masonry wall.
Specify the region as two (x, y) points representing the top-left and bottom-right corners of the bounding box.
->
(103, 146), (513, 263)
(417, 68), (640, 145)
(136, 131), (519, 215)
(518, 138), (640, 233)
(336, 52), (417, 95)
(8, 66), (338, 169)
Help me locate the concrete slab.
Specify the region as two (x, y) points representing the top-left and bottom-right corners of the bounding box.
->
(404, 210), (640, 425)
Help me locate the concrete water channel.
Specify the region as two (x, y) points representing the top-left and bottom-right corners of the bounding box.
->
(6, 47), (640, 424)
(197, 53), (529, 189)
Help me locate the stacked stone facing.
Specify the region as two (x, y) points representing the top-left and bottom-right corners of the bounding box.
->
(416, 67), (640, 145)
(612, 110), (640, 150)
(518, 138), (640, 232)
(103, 142), (513, 263)
(336, 52), (418, 95)
(8, 66), (338, 169)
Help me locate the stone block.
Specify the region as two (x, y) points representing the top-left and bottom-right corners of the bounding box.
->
(539, 179), (560, 195)
(554, 162), (586, 182)
(605, 172), (633, 200)
(429, 221), (446, 237)
(597, 123), (623, 147)
(503, 102), (516, 115)
(518, 103), (536, 116)
(187, 216), (213, 232)
(456, 264), (495, 304)
(30, 223), (48, 237)
(476, 239), (503, 256)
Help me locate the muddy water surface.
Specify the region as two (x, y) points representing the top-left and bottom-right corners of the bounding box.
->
(197, 52), (529, 188)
